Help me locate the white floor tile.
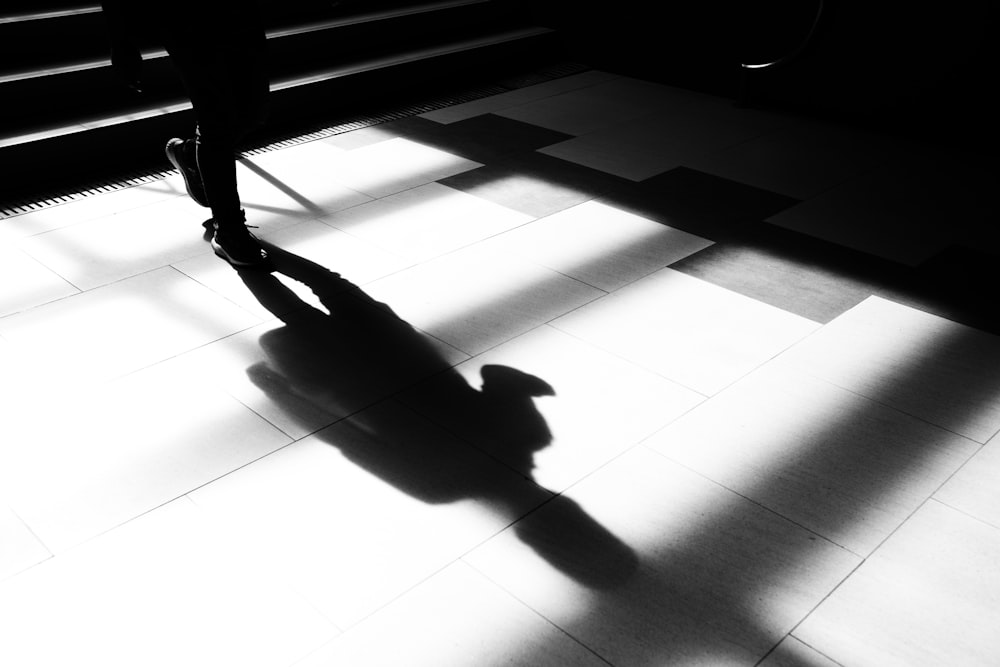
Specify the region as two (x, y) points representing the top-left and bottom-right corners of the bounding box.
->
(400, 324), (704, 492)
(189, 400), (551, 629)
(465, 446), (860, 666)
(319, 182), (534, 262)
(935, 431), (1000, 526)
(173, 218), (412, 320)
(0, 363), (291, 552)
(17, 195), (214, 290)
(0, 499), (336, 667)
(552, 268), (819, 395)
(237, 140), (374, 220)
(166, 295), (468, 440)
(0, 505), (51, 582)
(779, 296), (1000, 443)
(0, 245), (78, 317)
(488, 199), (713, 291)
(0, 266), (261, 385)
(3, 69), (996, 667)
(293, 561), (607, 667)
(0, 178), (185, 244)
(302, 137), (482, 199)
(364, 242), (605, 355)
(795, 500), (1000, 667)
(645, 363), (978, 555)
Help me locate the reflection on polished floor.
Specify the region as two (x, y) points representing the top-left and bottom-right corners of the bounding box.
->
(2, 69), (1000, 666)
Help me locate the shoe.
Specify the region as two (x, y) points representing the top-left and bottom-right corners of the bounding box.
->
(165, 138), (209, 207)
(211, 222), (270, 269)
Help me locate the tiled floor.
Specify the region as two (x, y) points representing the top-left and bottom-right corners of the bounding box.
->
(2, 69), (999, 666)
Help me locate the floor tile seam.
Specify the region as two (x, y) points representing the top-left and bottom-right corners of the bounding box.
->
(161, 288), (483, 442)
(458, 556), (616, 666)
(0, 507), (55, 584)
(11, 224), (227, 299)
(310, 189), (545, 280)
(544, 284), (822, 399)
(494, 434), (871, 662)
(383, 321), (703, 491)
(635, 440), (866, 559)
(347, 235), (611, 350)
(544, 313), (715, 396)
(766, 354), (995, 446)
(0, 553), (54, 588)
(7, 185), (191, 241)
(290, 215), (415, 267)
(777, 605), (857, 667)
(0, 254), (83, 319)
(744, 320), (997, 443)
(304, 512), (548, 639)
(228, 534), (348, 640)
(392, 362), (683, 499)
(839, 486), (990, 580)
(388, 381), (553, 487)
(128, 263), (272, 329)
(44, 491), (344, 638)
(79, 311), (285, 410)
(774, 478), (1000, 656)
(629, 352), (983, 550)
(0, 298), (260, 394)
(169, 253), (335, 324)
(218, 367), (457, 448)
(25, 493), (203, 561)
(236, 377), (589, 635)
(531, 321), (713, 410)
(930, 495), (1000, 535)
(0, 198), (149, 249)
(12, 240), (92, 294)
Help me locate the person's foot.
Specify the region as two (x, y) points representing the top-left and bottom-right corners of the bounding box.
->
(165, 138), (209, 207)
(211, 223), (270, 268)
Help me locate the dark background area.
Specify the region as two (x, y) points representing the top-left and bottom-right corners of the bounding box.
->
(523, 0), (998, 156)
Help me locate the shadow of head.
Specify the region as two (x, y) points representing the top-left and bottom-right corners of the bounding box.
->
(236, 242), (639, 588)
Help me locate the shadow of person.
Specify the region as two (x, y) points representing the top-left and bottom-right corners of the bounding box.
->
(236, 241), (639, 589)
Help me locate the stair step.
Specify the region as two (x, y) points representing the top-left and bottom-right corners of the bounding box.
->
(0, 24), (560, 194)
(1, 24), (553, 147)
(1, 0), (528, 133)
(0, 0), (501, 77)
(0, 0), (565, 196)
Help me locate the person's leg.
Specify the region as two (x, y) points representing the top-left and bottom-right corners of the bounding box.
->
(100, 0), (144, 93)
(160, 2), (270, 265)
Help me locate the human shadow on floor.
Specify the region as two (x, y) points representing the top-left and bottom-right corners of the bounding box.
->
(236, 242), (639, 589)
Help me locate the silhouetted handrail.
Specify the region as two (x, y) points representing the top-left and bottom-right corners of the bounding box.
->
(740, 0), (827, 70)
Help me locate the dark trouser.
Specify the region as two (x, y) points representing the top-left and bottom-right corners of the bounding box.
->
(158, 3), (269, 226)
